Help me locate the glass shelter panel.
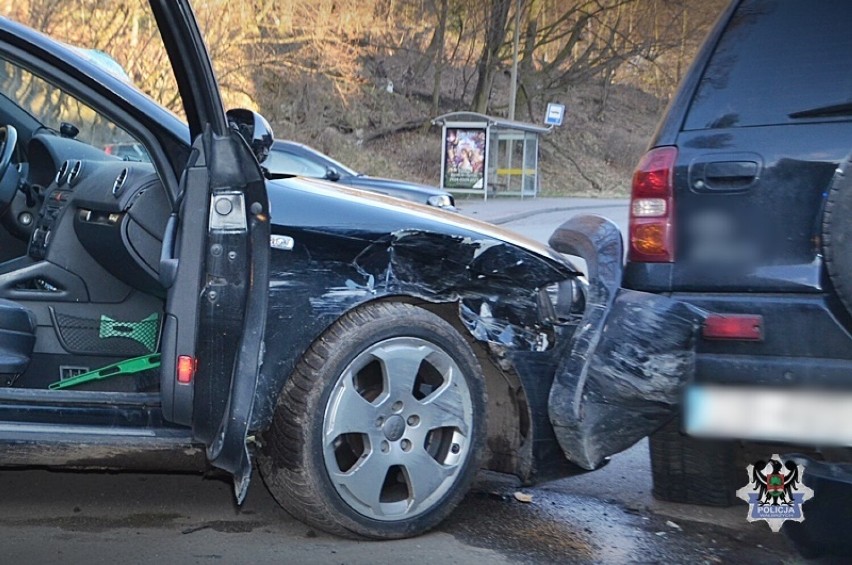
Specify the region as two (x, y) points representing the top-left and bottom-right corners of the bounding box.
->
(523, 133), (538, 197)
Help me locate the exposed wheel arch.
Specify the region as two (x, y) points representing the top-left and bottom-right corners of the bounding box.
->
(257, 294), (535, 481)
(404, 298), (534, 480)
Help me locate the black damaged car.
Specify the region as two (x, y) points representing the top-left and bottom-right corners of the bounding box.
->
(0, 1), (702, 539)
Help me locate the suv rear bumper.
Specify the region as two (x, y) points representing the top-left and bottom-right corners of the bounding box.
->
(670, 292), (852, 389)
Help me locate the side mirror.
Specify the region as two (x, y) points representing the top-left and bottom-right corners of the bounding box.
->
(226, 108), (273, 164)
(325, 166), (341, 182)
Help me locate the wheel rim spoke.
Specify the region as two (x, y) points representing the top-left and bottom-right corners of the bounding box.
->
(418, 374), (470, 437)
(403, 449), (454, 513)
(324, 373), (380, 445)
(371, 341), (430, 400)
(330, 449), (388, 514)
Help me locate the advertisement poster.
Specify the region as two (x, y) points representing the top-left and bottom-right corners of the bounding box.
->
(443, 128), (486, 189)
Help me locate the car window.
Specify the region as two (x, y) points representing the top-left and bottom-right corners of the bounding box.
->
(299, 145), (359, 177)
(0, 56), (145, 158)
(264, 149), (329, 178)
(684, 0), (852, 130)
(8, 2), (186, 121)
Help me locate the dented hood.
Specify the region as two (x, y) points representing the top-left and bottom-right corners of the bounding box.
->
(268, 175), (576, 275)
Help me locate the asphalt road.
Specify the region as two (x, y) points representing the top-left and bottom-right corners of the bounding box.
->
(0, 201), (801, 564)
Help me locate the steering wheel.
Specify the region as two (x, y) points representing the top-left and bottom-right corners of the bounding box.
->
(0, 125), (18, 212)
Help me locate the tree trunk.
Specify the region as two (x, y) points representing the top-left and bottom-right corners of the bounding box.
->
(471, 52), (495, 113)
(470, 0), (512, 114)
(431, 0), (449, 114)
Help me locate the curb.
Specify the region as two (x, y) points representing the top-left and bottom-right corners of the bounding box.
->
(465, 202), (627, 225)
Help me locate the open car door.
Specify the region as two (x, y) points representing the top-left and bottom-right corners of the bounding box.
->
(150, 0), (270, 501)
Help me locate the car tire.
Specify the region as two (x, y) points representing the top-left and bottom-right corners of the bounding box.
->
(257, 301), (486, 539)
(823, 151), (852, 316)
(649, 418), (740, 507)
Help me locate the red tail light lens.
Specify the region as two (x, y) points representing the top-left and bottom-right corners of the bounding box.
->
(629, 146), (677, 262)
(703, 314), (763, 341)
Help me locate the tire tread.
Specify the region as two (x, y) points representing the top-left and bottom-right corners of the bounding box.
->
(649, 419), (739, 507)
(823, 155), (852, 315)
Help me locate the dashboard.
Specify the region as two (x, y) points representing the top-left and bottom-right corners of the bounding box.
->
(18, 133), (170, 297)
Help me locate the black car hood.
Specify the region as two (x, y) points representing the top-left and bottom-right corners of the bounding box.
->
(340, 175), (447, 198)
(269, 176), (574, 270)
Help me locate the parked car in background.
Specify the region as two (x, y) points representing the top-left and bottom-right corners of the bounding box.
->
(622, 0), (852, 541)
(266, 139), (456, 210)
(103, 141), (149, 161)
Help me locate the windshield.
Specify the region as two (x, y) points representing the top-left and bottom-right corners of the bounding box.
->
(6, 1), (187, 120)
(0, 56), (147, 160)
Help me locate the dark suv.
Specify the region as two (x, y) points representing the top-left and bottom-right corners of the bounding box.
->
(625, 0), (852, 510)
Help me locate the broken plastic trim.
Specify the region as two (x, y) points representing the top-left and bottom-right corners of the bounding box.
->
(547, 215), (706, 470)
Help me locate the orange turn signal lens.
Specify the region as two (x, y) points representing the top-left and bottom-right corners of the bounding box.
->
(177, 355), (196, 384)
(631, 222), (669, 256)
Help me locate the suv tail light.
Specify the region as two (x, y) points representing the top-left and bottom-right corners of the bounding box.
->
(629, 146), (677, 262)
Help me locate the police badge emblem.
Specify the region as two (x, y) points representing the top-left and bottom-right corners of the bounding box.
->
(736, 453), (815, 532)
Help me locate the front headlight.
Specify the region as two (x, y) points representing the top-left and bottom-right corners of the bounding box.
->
(544, 279), (586, 322)
(427, 194), (454, 208)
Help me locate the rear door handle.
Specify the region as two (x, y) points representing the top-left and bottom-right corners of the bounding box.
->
(691, 155), (761, 192)
(705, 160), (758, 181)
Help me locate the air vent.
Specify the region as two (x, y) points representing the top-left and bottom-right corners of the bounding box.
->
(67, 160), (82, 186)
(55, 160), (70, 185)
(112, 168), (128, 197)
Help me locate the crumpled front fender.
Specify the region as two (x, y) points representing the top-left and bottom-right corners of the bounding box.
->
(547, 215), (706, 470)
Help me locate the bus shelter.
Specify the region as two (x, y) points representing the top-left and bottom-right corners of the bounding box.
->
(432, 112), (551, 200)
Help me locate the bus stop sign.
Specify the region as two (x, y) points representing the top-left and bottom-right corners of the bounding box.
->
(545, 103), (565, 126)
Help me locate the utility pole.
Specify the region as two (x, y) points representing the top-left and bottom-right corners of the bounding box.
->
(505, 0), (523, 194)
(507, 0), (522, 121)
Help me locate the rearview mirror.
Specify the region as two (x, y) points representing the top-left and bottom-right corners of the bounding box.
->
(226, 108), (274, 164)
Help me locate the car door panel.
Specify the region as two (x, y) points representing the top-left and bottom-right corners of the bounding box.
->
(159, 142), (208, 426)
(150, 0), (270, 496)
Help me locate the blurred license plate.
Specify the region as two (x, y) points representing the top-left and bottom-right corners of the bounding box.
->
(685, 385), (852, 446)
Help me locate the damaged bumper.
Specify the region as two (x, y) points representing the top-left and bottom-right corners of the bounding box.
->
(547, 215), (705, 470)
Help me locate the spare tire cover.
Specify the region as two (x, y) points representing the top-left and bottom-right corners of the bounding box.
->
(822, 153), (852, 315)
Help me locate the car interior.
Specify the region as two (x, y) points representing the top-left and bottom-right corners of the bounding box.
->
(0, 54), (171, 395)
